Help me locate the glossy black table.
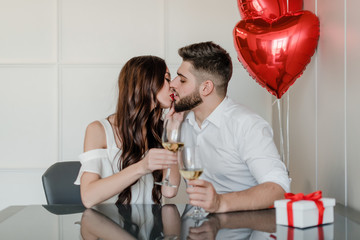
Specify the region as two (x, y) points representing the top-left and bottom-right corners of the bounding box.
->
(0, 203), (359, 239)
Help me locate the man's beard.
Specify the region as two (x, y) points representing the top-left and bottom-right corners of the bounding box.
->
(174, 90), (203, 112)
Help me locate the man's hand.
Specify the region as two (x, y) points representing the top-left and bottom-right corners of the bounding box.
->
(187, 179), (222, 213)
(187, 216), (220, 240)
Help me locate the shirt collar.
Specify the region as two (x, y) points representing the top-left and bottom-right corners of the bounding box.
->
(185, 96), (229, 128)
(185, 111), (196, 127)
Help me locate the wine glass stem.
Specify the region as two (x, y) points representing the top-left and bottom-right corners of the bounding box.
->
(164, 167), (171, 182)
(188, 183), (201, 213)
(194, 206), (201, 213)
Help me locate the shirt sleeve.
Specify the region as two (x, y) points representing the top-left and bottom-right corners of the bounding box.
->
(240, 119), (291, 193)
(74, 149), (115, 185)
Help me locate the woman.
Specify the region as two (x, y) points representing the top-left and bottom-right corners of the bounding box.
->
(80, 204), (181, 240)
(75, 56), (181, 208)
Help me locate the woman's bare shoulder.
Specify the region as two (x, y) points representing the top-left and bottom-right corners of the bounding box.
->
(84, 121), (107, 152)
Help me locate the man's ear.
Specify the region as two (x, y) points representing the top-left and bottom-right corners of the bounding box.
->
(200, 80), (214, 96)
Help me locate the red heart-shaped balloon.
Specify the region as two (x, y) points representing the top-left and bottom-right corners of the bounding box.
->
(233, 11), (320, 99)
(238, 0), (303, 21)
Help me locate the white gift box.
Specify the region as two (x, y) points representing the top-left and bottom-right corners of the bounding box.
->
(274, 198), (336, 228)
(276, 223), (334, 240)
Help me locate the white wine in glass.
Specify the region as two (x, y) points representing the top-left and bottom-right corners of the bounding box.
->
(162, 142), (184, 153)
(179, 169), (203, 180)
(178, 146), (207, 219)
(155, 118), (182, 187)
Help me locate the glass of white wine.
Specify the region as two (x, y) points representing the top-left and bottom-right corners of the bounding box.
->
(155, 118), (183, 187)
(178, 146), (207, 219)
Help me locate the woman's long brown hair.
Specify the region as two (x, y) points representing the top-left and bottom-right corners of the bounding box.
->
(115, 56), (166, 204)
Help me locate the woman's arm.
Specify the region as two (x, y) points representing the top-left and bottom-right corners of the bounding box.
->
(80, 121), (142, 207)
(161, 204), (181, 237)
(81, 209), (136, 240)
(160, 162), (180, 198)
(80, 121), (178, 208)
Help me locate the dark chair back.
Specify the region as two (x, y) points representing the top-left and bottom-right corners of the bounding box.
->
(42, 161), (83, 205)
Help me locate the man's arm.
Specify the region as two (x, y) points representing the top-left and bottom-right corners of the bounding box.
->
(187, 180), (285, 213)
(186, 206), (276, 239)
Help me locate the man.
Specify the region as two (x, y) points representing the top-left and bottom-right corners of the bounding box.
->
(170, 41), (290, 213)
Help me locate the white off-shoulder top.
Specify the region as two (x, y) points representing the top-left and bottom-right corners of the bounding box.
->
(74, 118), (154, 204)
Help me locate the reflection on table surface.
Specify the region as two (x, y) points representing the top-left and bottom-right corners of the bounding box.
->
(81, 204), (176, 240)
(80, 204), (276, 240)
(1, 203), (360, 239)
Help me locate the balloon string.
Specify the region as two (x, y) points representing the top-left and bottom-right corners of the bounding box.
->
(287, 0), (289, 12)
(286, 92), (290, 175)
(277, 100), (285, 164)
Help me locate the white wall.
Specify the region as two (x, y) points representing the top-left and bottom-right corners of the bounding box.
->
(347, 0), (360, 211)
(274, 0), (360, 211)
(0, 0), (271, 210)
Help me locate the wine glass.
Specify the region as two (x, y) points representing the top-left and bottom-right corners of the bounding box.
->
(178, 146), (207, 219)
(155, 234), (179, 240)
(155, 118), (183, 187)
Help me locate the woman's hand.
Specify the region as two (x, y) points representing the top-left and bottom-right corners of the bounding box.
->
(165, 102), (185, 122)
(141, 148), (177, 174)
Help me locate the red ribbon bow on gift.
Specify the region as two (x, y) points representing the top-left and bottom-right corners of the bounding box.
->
(284, 190), (325, 227)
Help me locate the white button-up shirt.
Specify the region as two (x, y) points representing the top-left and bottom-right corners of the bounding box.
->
(180, 97), (290, 194)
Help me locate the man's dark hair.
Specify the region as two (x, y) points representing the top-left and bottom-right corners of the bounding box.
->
(178, 41), (233, 96)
